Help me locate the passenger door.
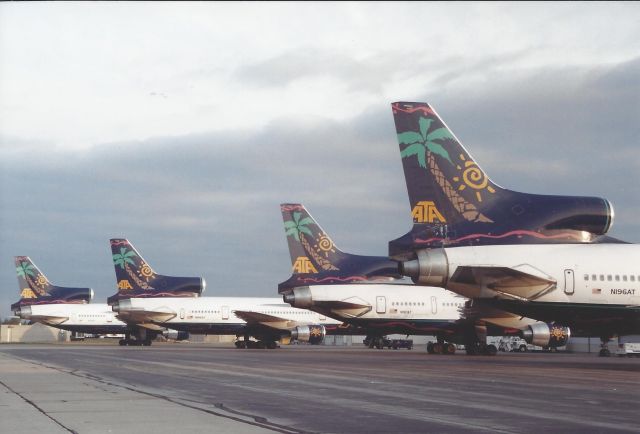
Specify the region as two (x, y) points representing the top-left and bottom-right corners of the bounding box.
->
(376, 296), (386, 314)
(222, 306), (230, 320)
(564, 269), (575, 295)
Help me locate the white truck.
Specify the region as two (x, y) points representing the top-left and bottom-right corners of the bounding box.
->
(615, 335), (640, 357)
(495, 336), (533, 352)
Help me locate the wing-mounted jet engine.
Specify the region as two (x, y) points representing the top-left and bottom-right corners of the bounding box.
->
(520, 322), (570, 348)
(107, 238), (206, 306)
(11, 256), (93, 319)
(290, 324), (326, 345)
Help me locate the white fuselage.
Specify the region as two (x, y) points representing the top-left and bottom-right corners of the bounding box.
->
(19, 303), (126, 332)
(444, 243), (640, 305)
(287, 284), (466, 322)
(114, 297), (342, 329)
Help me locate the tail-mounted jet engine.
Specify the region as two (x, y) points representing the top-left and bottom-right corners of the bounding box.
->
(399, 249), (449, 286)
(521, 323), (570, 348)
(282, 287), (312, 309)
(290, 325), (326, 345)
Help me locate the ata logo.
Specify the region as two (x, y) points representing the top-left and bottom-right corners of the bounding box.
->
(411, 201), (446, 223)
(292, 257), (318, 274)
(20, 288), (37, 299)
(118, 280), (133, 291)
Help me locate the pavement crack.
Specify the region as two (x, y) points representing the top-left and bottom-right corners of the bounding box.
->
(8, 354), (312, 434)
(0, 379), (78, 434)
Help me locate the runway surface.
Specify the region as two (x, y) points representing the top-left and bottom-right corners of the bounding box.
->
(1, 343), (639, 433)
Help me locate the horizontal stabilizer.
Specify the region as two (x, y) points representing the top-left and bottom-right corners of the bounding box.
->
(313, 300), (372, 318)
(462, 302), (541, 329)
(451, 265), (556, 300)
(116, 308), (177, 324)
(234, 310), (296, 330)
(30, 315), (69, 325)
(137, 322), (166, 331)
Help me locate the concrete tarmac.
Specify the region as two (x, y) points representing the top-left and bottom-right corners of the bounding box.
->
(1, 343), (639, 433)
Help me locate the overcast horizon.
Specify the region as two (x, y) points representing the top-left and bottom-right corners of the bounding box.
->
(1, 2), (639, 318)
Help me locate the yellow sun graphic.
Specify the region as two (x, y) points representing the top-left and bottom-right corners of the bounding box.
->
(310, 326), (322, 337)
(138, 262), (155, 281)
(452, 153), (496, 202)
(551, 327), (566, 340)
(36, 274), (48, 287)
(314, 233), (336, 258)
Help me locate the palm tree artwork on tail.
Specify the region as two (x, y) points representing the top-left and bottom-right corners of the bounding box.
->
(112, 247), (152, 291)
(284, 211), (338, 271)
(398, 115), (493, 223)
(16, 261), (49, 296)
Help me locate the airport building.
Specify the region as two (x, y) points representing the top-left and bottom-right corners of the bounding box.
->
(1, 323), (70, 343)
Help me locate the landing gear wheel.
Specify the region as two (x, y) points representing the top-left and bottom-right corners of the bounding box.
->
(446, 343), (456, 355)
(432, 343), (443, 354)
(119, 339), (126, 346)
(519, 345), (527, 352)
(485, 344), (497, 356)
(266, 341), (278, 349)
(599, 348), (611, 357)
(426, 342), (434, 354)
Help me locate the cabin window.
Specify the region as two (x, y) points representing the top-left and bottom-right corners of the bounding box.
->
(607, 275), (612, 281)
(631, 276), (636, 282)
(623, 275), (628, 282)
(592, 274), (597, 281)
(600, 275), (604, 281)
(615, 275), (620, 281)
(584, 274), (589, 281)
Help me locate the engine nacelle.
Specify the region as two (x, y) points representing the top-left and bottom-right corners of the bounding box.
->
(290, 325), (325, 345)
(399, 248), (449, 286)
(282, 287), (313, 308)
(521, 322), (570, 348)
(14, 305), (31, 319)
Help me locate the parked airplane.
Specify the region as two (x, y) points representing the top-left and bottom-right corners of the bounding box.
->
(107, 239), (206, 345)
(278, 203), (537, 354)
(11, 256), (127, 335)
(389, 101), (639, 355)
(109, 239), (343, 348)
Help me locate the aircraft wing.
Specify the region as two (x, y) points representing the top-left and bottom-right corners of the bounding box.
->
(116, 308), (176, 324)
(312, 300), (372, 318)
(234, 310), (298, 331)
(451, 265), (556, 300)
(136, 322), (166, 331)
(462, 301), (541, 329)
(31, 315), (69, 325)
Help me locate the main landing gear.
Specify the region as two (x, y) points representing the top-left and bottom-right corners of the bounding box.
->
(119, 339), (152, 346)
(118, 331), (153, 346)
(599, 335), (611, 357)
(461, 324), (497, 356)
(426, 341), (457, 355)
(463, 342), (498, 356)
(234, 335), (279, 349)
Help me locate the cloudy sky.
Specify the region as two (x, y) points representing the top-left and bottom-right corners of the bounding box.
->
(1, 2), (639, 318)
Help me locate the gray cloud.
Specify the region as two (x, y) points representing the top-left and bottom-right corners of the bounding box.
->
(1, 58), (639, 318)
